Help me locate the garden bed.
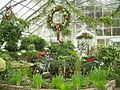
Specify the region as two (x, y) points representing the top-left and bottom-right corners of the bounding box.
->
(0, 80), (115, 90)
(81, 80), (116, 90)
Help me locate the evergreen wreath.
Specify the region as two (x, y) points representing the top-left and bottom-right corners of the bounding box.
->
(47, 6), (70, 31)
(47, 6), (70, 43)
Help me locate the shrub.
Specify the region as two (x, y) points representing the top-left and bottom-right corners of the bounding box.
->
(20, 35), (46, 51)
(0, 58), (6, 72)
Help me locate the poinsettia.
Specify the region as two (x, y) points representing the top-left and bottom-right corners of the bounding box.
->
(37, 52), (46, 56)
(86, 59), (94, 63)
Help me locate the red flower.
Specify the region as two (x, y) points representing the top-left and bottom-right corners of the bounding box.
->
(65, 16), (70, 20)
(37, 52), (46, 56)
(86, 59), (94, 63)
(55, 6), (62, 11)
(48, 17), (52, 21)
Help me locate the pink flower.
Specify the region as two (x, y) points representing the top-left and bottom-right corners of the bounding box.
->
(86, 59), (94, 63)
(37, 52), (46, 56)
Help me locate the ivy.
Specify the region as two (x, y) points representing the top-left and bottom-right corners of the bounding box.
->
(66, 0), (97, 28)
(111, 4), (120, 16)
(66, 0), (113, 28)
(97, 16), (112, 26)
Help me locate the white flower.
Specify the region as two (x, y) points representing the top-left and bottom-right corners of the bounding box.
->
(100, 62), (104, 66)
(17, 52), (22, 56)
(36, 70), (39, 72)
(21, 50), (26, 53)
(30, 63), (34, 66)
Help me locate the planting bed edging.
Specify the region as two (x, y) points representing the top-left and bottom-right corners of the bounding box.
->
(81, 80), (116, 90)
(0, 84), (58, 90)
(0, 80), (115, 90)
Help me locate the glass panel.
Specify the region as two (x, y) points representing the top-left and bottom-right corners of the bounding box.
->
(106, 39), (110, 45)
(104, 10), (111, 16)
(21, 10), (35, 19)
(96, 29), (102, 36)
(12, 4), (24, 14)
(113, 28), (120, 36)
(85, 12), (94, 18)
(95, 11), (102, 18)
(112, 19), (120, 27)
(112, 13), (120, 19)
(97, 39), (105, 45)
(104, 28), (111, 36)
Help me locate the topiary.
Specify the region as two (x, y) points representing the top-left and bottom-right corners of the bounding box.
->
(20, 35), (46, 51)
(32, 35), (46, 51)
(0, 58), (6, 72)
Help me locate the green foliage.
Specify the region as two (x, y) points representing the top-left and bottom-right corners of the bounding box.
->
(20, 35), (46, 51)
(88, 69), (107, 90)
(66, 1), (97, 28)
(20, 36), (32, 50)
(59, 82), (71, 90)
(97, 16), (112, 26)
(20, 62), (31, 80)
(49, 41), (75, 55)
(111, 5), (120, 16)
(9, 69), (22, 85)
(26, 50), (37, 59)
(74, 58), (81, 75)
(61, 28), (72, 37)
(49, 41), (79, 77)
(0, 58), (6, 72)
(94, 45), (120, 66)
(5, 41), (18, 51)
(0, 49), (14, 61)
(32, 35), (46, 51)
(72, 74), (83, 90)
(76, 34), (93, 39)
(66, 0), (113, 28)
(0, 49), (9, 55)
(0, 9), (29, 51)
(52, 75), (72, 90)
(31, 74), (42, 88)
(52, 75), (64, 89)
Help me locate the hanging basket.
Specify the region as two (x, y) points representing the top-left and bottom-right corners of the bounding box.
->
(76, 33), (93, 39)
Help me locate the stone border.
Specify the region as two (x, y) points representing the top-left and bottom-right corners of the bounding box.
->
(105, 80), (116, 90)
(0, 84), (58, 90)
(0, 80), (115, 90)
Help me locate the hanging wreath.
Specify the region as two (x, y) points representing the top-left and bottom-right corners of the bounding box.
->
(47, 6), (70, 43)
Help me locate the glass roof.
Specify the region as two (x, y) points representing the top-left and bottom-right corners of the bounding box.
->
(0, 0), (119, 39)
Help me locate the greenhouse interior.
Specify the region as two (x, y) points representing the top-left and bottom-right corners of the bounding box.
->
(0, 0), (120, 90)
